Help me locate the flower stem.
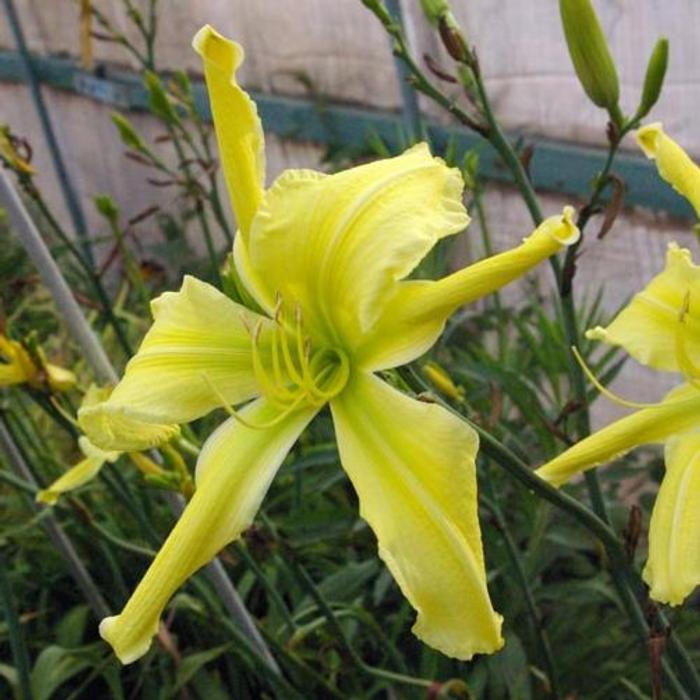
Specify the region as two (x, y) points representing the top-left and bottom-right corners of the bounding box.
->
(481, 465), (560, 698)
(400, 365), (695, 699)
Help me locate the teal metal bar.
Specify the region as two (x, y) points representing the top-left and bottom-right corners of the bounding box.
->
(0, 48), (693, 219)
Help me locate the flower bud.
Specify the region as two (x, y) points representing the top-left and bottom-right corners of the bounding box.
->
(111, 113), (146, 152)
(438, 12), (469, 64)
(636, 38), (669, 119)
(423, 361), (465, 401)
(559, 0), (620, 110)
(144, 71), (180, 124)
(420, 0), (450, 26)
(94, 194), (119, 225)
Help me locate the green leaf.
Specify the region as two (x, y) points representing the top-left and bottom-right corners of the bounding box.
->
(54, 604), (89, 648)
(174, 643), (233, 693)
(30, 645), (95, 700)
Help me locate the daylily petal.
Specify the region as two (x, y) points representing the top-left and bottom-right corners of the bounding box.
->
(79, 276), (274, 451)
(643, 433), (700, 605)
(356, 208), (579, 371)
(100, 399), (318, 664)
(193, 25), (265, 238)
(36, 436), (119, 505)
(330, 372), (503, 659)
(537, 383), (700, 487)
(0, 362), (27, 386)
(637, 123), (700, 219)
(243, 144), (470, 347)
(586, 243), (700, 372)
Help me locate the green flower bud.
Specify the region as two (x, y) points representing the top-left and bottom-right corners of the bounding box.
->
(111, 113), (146, 152)
(438, 12), (469, 64)
(559, 0), (620, 110)
(144, 71), (179, 124)
(420, 0), (450, 26)
(94, 194), (119, 224)
(637, 38), (669, 119)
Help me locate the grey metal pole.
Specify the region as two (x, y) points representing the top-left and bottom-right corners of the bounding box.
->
(0, 169), (116, 384)
(0, 169), (279, 672)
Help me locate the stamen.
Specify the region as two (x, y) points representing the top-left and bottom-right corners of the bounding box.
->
(277, 320), (304, 385)
(201, 373), (305, 430)
(572, 346), (662, 409)
(250, 322), (290, 407)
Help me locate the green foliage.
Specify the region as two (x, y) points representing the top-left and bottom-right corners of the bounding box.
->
(1, 1), (693, 699)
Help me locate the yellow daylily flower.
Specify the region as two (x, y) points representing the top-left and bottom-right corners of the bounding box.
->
(637, 123), (700, 219)
(0, 334), (76, 392)
(37, 436), (120, 505)
(37, 386), (173, 505)
(83, 25), (580, 665)
(538, 124), (700, 606)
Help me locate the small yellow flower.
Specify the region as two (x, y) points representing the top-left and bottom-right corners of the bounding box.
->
(538, 123), (700, 607)
(82, 25), (579, 665)
(36, 385), (176, 505)
(0, 334), (75, 393)
(37, 435), (120, 505)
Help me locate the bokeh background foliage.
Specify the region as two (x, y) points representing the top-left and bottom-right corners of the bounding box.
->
(1, 1), (699, 698)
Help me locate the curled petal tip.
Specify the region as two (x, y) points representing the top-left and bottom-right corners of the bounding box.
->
(35, 489), (58, 506)
(99, 614), (158, 665)
(555, 206), (581, 245)
(636, 122), (664, 159)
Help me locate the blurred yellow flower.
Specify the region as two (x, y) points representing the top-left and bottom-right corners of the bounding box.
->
(0, 334), (75, 393)
(538, 123), (700, 607)
(82, 25), (579, 664)
(36, 385), (173, 505)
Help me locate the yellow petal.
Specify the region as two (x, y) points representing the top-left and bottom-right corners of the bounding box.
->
(587, 242), (700, 372)
(100, 399), (317, 664)
(644, 433), (700, 605)
(36, 436), (119, 505)
(193, 25), (265, 239)
(537, 383), (700, 487)
(243, 144), (470, 348)
(45, 363), (77, 392)
(356, 207), (579, 371)
(79, 276), (273, 451)
(637, 123), (700, 218)
(0, 362), (27, 386)
(331, 373), (503, 659)
(0, 336), (35, 386)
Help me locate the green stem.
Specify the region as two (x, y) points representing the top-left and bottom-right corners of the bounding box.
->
(400, 366), (695, 699)
(0, 552), (33, 700)
(168, 125), (222, 283)
(281, 541), (433, 690)
(233, 541), (297, 636)
(481, 465), (560, 698)
(21, 178), (133, 357)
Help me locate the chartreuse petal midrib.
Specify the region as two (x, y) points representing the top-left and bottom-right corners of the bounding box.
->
(82, 23), (579, 665)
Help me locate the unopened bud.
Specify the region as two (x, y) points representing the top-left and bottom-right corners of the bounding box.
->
(438, 13), (469, 64)
(423, 361), (465, 402)
(45, 364), (77, 393)
(420, 0), (450, 26)
(111, 113), (146, 152)
(144, 71), (180, 124)
(559, 0), (620, 111)
(637, 38), (669, 119)
(94, 194), (119, 224)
